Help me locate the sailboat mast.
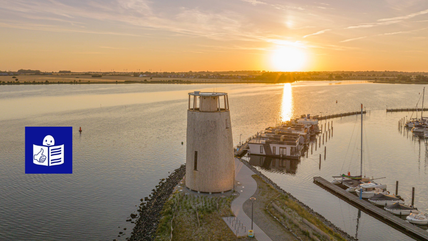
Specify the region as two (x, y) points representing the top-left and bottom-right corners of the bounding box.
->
(361, 103), (363, 177)
(422, 87), (425, 121)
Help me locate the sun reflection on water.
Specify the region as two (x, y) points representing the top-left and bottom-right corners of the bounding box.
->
(280, 83), (293, 122)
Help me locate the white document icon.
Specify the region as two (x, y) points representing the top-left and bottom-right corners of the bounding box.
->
(33, 144), (64, 166)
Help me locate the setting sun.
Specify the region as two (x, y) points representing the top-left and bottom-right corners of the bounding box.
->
(271, 46), (307, 72)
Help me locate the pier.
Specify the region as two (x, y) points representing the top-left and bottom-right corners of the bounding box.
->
(313, 176), (428, 241)
(317, 111), (366, 120)
(386, 108), (428, 112)
(234, 142), (248, 157)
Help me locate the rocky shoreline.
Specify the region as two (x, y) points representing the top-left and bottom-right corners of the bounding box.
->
(240, 159), (355, 241)
(127, 164), (186, 241)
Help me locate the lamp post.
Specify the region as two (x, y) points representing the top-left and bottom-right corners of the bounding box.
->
(240, 134), (242, 146)
(250, 197), (256, 230)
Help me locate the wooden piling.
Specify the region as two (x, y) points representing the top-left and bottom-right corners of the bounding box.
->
(395, 181), (399, 196)
(324, 146), (326, 160)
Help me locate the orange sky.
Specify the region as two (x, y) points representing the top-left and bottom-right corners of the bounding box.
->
(1, 0), (428, 72)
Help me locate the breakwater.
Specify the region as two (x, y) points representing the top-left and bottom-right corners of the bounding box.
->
(127, 164), (186, 241)
(240, 159), (355, 240)
(386, 108), (428, 112)
(318, 111), (366, 120)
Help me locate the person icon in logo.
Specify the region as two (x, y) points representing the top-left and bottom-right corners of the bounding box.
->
(43, 135), (55, 146)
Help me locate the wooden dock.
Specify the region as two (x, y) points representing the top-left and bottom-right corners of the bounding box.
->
(313, 176), (428, 241)
(387, 108), (428, 112)
(317, 111), (366, 120)
(234, 142), (248, 157)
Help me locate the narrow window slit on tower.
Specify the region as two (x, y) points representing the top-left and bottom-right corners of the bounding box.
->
(194, 151), (198, 171)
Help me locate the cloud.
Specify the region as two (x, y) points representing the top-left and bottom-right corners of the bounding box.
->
(241, 0), (266, 6)
(346, 20), (401, 29)
(377, 28), (427, 36)
(0, 21), (141, 36)
(99, 46), (128, 49)
(345, 8), (428, 30)
(346, 24), (375, 29)
(378, 8), (428, 22)
(303, 29), (331, 38)
(0, 1), (254, 42)
(340, 36), (367, 43)
(239, 0), (304, 10)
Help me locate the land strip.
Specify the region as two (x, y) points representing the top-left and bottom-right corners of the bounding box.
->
(137, 161), (353, 241)
(240, 159), (354, 241)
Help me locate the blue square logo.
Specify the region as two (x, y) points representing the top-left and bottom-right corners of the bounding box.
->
(25, 127), (73, 174)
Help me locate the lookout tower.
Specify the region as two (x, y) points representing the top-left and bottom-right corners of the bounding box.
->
(185, 91), (235, 193)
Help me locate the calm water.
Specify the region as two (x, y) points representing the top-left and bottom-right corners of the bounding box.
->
(1, 82), (427, 240)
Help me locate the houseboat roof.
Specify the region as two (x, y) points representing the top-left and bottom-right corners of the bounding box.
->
(188, 91), (227, 97)
(249, 137), (299, 146)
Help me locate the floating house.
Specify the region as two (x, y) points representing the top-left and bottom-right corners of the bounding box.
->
(246, 114), (320, 159)
(248, 135), (302, 159)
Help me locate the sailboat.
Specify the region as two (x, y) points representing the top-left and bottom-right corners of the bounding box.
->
(332, 104), (386, 197)
(368, 192), (404, 206)
(368, 181), (403, 206)
(332, 104), (365, 188)
(384, 202), (417, 216)
(412, 88), (427, 134)
(407, 87), (427, 130)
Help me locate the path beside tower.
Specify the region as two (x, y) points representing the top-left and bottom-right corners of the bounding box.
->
(229, 158), (273, 240)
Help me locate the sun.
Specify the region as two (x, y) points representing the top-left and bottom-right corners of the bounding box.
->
(271, 46), (307, 72)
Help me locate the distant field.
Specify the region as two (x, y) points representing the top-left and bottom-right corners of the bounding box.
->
(0, 75), (262, 84)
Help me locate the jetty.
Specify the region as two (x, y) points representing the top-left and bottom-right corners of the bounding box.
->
(317, 111), (366, 120)
(234, 142), (248, 157)
(313, 176), (428, 241)
(386, 108), (428, 112)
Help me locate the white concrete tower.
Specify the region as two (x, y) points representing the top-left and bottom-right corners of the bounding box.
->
(186, 91), (235, 193)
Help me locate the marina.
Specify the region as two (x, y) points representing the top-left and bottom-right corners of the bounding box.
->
(313, 176), (428, 241)
(239, 103), (428, 240)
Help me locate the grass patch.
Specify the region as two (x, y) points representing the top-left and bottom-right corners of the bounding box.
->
(155, 192), (239, 241)
(252, 175), (347, 241)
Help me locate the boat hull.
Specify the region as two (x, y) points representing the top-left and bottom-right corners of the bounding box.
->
(384, 208), (414, 216)
(406, 213), (428, 225)
(368, 199), (404, 206)
(356, 190), (379, 199)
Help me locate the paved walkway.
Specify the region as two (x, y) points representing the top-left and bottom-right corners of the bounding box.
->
(226, 158), (272, 241)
